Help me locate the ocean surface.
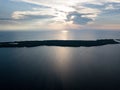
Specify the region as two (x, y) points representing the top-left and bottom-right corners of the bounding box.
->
(0, 30), (120, 90)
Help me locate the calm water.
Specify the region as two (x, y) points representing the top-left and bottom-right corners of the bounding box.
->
(0, 30), (120, 90)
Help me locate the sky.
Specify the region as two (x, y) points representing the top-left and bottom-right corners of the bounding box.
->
(0, 0), (120, 31)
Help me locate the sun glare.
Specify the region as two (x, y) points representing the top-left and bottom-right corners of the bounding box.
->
(61, 30), (68, 33)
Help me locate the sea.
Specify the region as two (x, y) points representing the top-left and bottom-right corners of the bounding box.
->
(0, 30), (120, 90)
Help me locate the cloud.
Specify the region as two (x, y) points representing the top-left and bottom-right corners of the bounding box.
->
(11, 0), (101, 24)
(0, 18), (21, 25)
(65, 5), (100, 25)
(66, 11), (93, 25)
(11, 0), (120, 8)
(1, 0), (119, 30)
(12, 11), (55, 20)
(107, 0), (120, 3)
(0, 18), (13, 20)
(11, 0), (119, 18)
(99, 3), (120, 16)
(0, 19), (20, 25)
(105, 4), (115, 10)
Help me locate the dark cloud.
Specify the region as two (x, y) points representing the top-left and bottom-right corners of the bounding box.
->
(83, 3), (104, 9)
(103, 3), (120, 15)
(84, 2), (120, 15)
(0, 20), (19, 25)
(0, 14), (55, 21)
(0, 18), (13, 20)
(84, 2), (120, 9)
(66, 11), (93, 25)
(103, 9), (120, 15)
(23, 15), (55, 20)
(0, 14), (55, 25)
(0, 18), (15, 25)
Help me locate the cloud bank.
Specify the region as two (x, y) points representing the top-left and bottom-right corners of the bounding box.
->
(0, 0), (120, 30)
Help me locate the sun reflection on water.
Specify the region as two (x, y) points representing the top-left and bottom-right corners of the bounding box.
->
(52, 46), (72, 83)
(60, 30), (69, 40)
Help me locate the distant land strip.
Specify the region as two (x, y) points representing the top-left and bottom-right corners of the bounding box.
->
(0, 39), (120, 48)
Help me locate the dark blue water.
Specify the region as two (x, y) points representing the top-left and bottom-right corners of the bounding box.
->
(0, 30), (120, 90)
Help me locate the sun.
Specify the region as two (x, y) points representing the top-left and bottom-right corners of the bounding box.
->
(61, 30), (68, 33)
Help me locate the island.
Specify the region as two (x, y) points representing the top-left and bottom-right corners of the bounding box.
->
(0, 39), (119, 48)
